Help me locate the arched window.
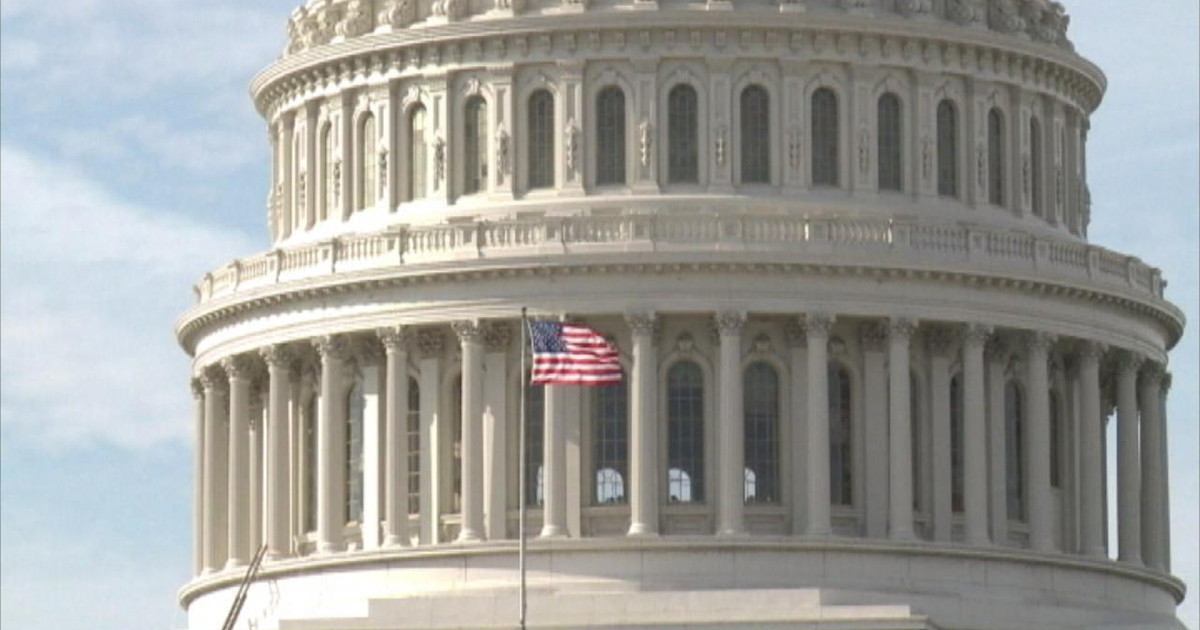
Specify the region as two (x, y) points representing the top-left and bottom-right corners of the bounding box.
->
(528, 90), (555, 190)
(1004, 381), (1025, 521)
(320, 122), (335, 221)
(668, 84), (699, 184)
(667, 361), (704, 504)
(407, 377), (421, 515)
(408, 105), (427, 201)
(464, 96), (488, 195)
(910, 371), (921, 510)
(596, 87), (626, 186)
(346, 379), (366, 524)
(293, 133), (305, 230)
(877, 93), (903, 192)
(811, 88), (840, 187)
(1049, 390), (1061, 489)
(524, 377), (545, 507)
(359, 114), (376, 210)
(304, 394), (318, 532)
(1030, 117), (1043, 217)
(744, 362), (780, 504)
(829, 365), (853, 506)
(950, 374), (965, 513)
(593, 378), (628, 504)
(988, 107), (1006, 206)
(740, 85), (771, 184)
(937, 100), (959, 198)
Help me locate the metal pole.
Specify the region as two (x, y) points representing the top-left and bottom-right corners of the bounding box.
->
(518, 308), (528, 630)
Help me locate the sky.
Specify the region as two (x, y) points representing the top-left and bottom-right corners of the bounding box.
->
(0, 2), (1195, 629)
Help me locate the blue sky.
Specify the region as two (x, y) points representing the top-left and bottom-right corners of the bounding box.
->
(0, 2), (1195, 629)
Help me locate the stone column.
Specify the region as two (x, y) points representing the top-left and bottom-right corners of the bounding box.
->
(962, 324), (991, 546)
(786, 322), (808, 536)
(985, 337), (1008, 545)
(191, 379), (206, 576)
(716, 311), (747, 536)
(201, 368), (229, 573)
(627, 313), (659, 536)
(805, 313), (834, 536)
(454, 321), (486, 542)
(313, 335), (348, 553)
(1116, 351), (1143, 565)
(1160, 373), (1172, 571)
(859, 323), (888, 539)
(1140, 362), (1166, 570)
(260, 346), (293, 560)
(888, 318), (916, 541)
(926, 328), (954, 543)
(223, 356), (253, 569)
(1025, 332), (1056, 552)
(248, 393), (264, 556)
(1078, 341), (1106, 558)
(483, 323), (512, 541)
(417, 330), (445, 544)
(542, 383), (568, 538)
(378, 328), (412, 547)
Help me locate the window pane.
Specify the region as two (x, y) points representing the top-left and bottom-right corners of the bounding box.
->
(528, 90), (555, 189)
(360, 115), (376, 210)
(910, 373), (920, 511)
(407, 378), (421, 515)
(1031, 117), (1043, 217)
(593, 378), (628, 504)
(409, 106), (427, 200)
(596, 87), (626, 186)
(1005, 381), (1024, 521)
(950, 374), (965, 513)
(346, 380), (365, 524)
(322, 124), (335, 220)
(668, 85), (699, 184)
(988, 108), (1005, 206)
(829, 365), (853, 506)
(667, 361), (704, 504)
(743, 362), (779, 504)
(937, 100), (959, 198)
(1050, 390), (1061, 489)
(740, 86), (770, 184)
(877, 93), (903, 192)
(524, 378), (545, 507)
(812, 88), (840, 187)
(304, 396), (318, 533)
(464, 97), (488, 195)
(452, 376), (462, 512)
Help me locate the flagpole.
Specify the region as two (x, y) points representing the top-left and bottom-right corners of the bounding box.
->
(518, 307), (528, 630)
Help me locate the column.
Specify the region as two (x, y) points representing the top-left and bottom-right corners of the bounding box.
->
(313, 335), (348, 553)
(786, 322), (808, 536)
(859, 323), (888, 539)
(1078, 341), (1106, 558)
(927, 328), (954, 543)
(1025, 332), (1056, 551)
(1140, 362), (1166, 570)
(360, 361), (385, 550)
(260, 346), (293, 559)
(223, 356), (253, 569)
(201, 368), (229, 573)
(417, 330), (445, 544)
(962, 324), (991, 546)
(483, 323), (511, 541)
(1160, 373), (1172, 571)
(248, 395), (264, 555)
(191, 379), (206, 576)
(716, 311), (747, 536)
(379, 328), (412, 547)
(888, 318), (916, 541)
(805, 314), (834, 536)
(627, 313), (659, 536)
(542, 383), (568, 537)
(454, 321), (485, 542)
(1116, 351), (1143, 565)
(985, 337), (1008, 545)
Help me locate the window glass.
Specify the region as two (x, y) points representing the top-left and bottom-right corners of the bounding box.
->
(936, 100), (959, 198)
(950, 374), (964, 513)
(811, 88), (840, 187)
(346, 380), (365, 524)
(877, 93), (903, 192)
(740, 86), (770, 184)
(360, 114), (376, 210)
(409, 106), (427, 200)
(668, 84), (699, 184)
(667, 361), (704, 504)
(407, 378), (421, 515)
(528, 90), (555, 189)
(593, 378), (629, 504)
(988, 108), (1006, 206)
(1031, 117), (1043, 217)
(596, 87), (626, 186)
(744, 362), (780, 504)
(464, 97), (488, 194)
(829, 365), (853, 506)
(1005, 381), (1025, 521)
(525, 378), (545, 507)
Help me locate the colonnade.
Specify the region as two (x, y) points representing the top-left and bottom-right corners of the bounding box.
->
(189, 313), (1172, 578)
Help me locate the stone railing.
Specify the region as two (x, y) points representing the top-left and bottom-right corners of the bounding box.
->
(192, 214), (1166, 306)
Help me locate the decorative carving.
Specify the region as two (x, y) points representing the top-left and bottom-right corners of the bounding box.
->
(675, 332), (696, 354)
(495, 128), (510, 183)
(946, 0), (984, 25)
(335, 0), (373, 38)
(259, 345), (293, 369)
(839, 0), (870, 12)
(1055, 165), (1065, 209)
(805, 312), (835, 336)
(191, 377), (205, 399)
(1077, 340), (1106, 362)
(925, 326), (956, 356)
(1141, 361), (1165, 387)
(1021, 154), (1031, 203)
(452, 320), (485, 344)
(989, 0), (1025, 34)
(976, 145), (987, 188)
(565, 118), (581, 180)
(638, 119), (653, 173)
(432, 0), (465, 20)
(1022, 331), (1057, 353)
(1115, 350), (1145, 375)
(921, 135), (933, 183)
(297, 171), (307, 209)
(858, 322), (888, 353)
(858, 128), (870, 175)
(312, 335), (350, 361)
(417, 330), (445, 359)
(788, 125), (802, 174)
(378, 148), (389, 197)
(784, 320), (806, 348)
(888, 317), (917, 341)
(961, 323), (993, 348)
(379, 0), (416, 28)
(625, 312), (658, 337)
(377, 326), (414, 352)
(896, 0), (932, 17)
(984, 336), (1009, 363)
(199, 366), (229, 393)
(433, 137), (446, 186)
(221, 355), (256, 381)
(752, 334), (773, 354)
(332, 158), (342, 202)
(714, 122), (728, 169)
(714, 311), (747, 337)
(483, 322), (513, 353)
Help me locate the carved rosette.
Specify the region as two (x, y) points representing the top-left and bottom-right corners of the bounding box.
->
(638, 119), (653, 174)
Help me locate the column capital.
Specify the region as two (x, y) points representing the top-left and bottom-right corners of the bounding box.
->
(1161, 371), (1173, 393)
(259, 345), (294, 370)
(961, 323), (993, 349)
(199, 365), (228, 393)
(1140, 361), (1166, 387)
(221, 355), (256, 381)
(483, 321), (513, 353)
(805, 312), (835, 336)
(1021, 331), (1057, 354)
(417, 329), (445, 359)
(377, 326), (414, 352)
(1077, 339), (1107, 362)
(452, 320), (486, 345)
(984, 336), (1009, 363)
(1115, 349), (1145, 375)
(625, 312), (658, 337)
(783, 320), (807, 348)
(714, 311), (747, 337)
(925, 325), (956, 357)
(312, 334), (350, 361)
(858, 322), (888, 352)
(191, 377), (205, 399)
(887, 317), (918, 340)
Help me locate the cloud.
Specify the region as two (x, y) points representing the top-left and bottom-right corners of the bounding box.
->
(0, 145), (258, 450)
(50, 114), (261, 176)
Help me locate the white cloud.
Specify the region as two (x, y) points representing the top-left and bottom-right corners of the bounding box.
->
(50, 114), (261, 176)
(0, 145), (258, 450)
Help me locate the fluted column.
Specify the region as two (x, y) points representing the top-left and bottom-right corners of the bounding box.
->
(926, 328), (955, 543)
(716, 311), (747, 536)
(1140, 362), (1166, 570)
(417, 330), (445, 544)
(1160, 373), (1172, 572)
(888, 318), (916, 541)
(1024, 332), (1056, 552)
(260, 346), (293, 559)
(223, 356), (253, 569)
(962, 324), (991, 546)
(627, 313), (659, 536)
(785, 322), (808, 536)
(314, 335), (348, 553)
(191, 379), (206, 576)
(985, 337), (1008, 545)
(859, 323), (888, 539)
(805, 313), (834, 537)
(483, 323), (511, 541)
(454, 321), (486, 542)
(1116, 351), (1143, 565)
(378, 328), (412, 547)
(542, 383), (568, 538)
(248, 394), (264, 556)
(201, 368), (229, 573)
(1078, 341), (1106, 558)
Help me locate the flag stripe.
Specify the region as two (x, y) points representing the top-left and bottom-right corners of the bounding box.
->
(528, 320), (623, 387)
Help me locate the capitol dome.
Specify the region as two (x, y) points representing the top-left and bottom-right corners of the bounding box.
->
(177, 0), (1186, 628)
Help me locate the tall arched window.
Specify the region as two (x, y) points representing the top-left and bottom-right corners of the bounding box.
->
(668, 84), (699, 184)
(667, 361), (704, 504)
(740, 85), (770, 184)
(744, 362), (780, 504)
(988, 107), (1006, 206)
(464, 96), (488, 195)
(359, 114), (376, 210)
(525, 377), (545, 507)
(408, 105), (427, 201)
(528, 90), (555, 190)
(950, 374), (965, 513)
(596, 87), (626, 186)
(877, 93), (903, 192)
(1049, 390), (1062, 489)
(304, 394), (318, 532)
(1004, 381), (1025, 521)
(293, 133), (305, 230)
(829, 365), (853, 506)
(407, 377), (421, 515)
(1030, 117), (1043, 217)
(346, 379), (366, 524)
(812, 88), (840, 187)
(937, 100), (959, 198)
(320, 122), (335, 221)
(593, 378), (628, 504)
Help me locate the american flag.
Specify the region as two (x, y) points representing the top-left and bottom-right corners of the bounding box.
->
(528, 321), (623, 386)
